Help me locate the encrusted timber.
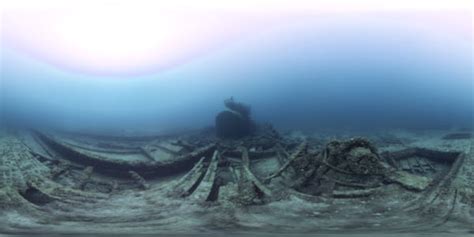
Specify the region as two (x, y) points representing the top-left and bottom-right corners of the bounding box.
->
(129, 171), (150, 190)
(240, 147), (273, 198)
(289, 189), (325, 202)
(382, 148), (462, 193)
(404, 152), (466, 213)
(2, 182), (65, 212)
(170, 151), (220, 202)
(138, 146), (156, 161)
(35, 132), (216, 178)
(427, 152), (465, 194)
(190, 150), (220, 201)
(30, 179), (108, 205)
(222, 150), (276, 160)
(61, 139), (141, 154)
(382, 148), (460, 164)
(171, 157), (207, 197)
(265, 141), (308, 181)
(0, 137), (105, 211)
(405, 148), (473, 225)
(0, 187), (47, 213)
(332, 188), (380, 198)
(58, 130), (177, 143)
(288, 188), (379, 201)
(76, 166), (94, 190)
(2, 178), (108, 212)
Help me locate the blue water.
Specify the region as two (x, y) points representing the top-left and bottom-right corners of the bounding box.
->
(1, 15), (472, 133)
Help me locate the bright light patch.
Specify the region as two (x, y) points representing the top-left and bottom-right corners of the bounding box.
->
(2, 4), (269, 75)
(1, 0), (471, 76)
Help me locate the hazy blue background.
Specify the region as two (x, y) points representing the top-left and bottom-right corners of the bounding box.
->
(1, 12), (472, 134)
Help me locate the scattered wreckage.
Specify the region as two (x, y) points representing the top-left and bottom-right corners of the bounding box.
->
(0, 126), (472, 233)
(0, 100), (472, 233)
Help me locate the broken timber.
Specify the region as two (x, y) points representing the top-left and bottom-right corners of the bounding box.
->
(77, 166), (94, 190)
(382, 148), (460, 164)
(172, 157), (207, 197)
(190, 150), (220, 201)
(34, 132), (216, 178)
(129, 171), (150, 190)
(239, 147), (273, 198)
(265, 141), (307, 181)
(171, 150), (220, 202)
(138, 146), (156, 161)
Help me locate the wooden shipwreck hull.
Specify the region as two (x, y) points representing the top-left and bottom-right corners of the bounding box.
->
(0, 129), (473, 234)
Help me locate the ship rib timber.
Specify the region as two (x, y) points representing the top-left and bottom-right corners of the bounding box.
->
(34, 132), (216, 178)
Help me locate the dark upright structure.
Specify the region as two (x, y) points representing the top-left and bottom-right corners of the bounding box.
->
(215, 97), (255, 139)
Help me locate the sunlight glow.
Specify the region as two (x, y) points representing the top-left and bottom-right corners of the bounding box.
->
(2, 4), (268, 75)
(1, 0), (471, 75)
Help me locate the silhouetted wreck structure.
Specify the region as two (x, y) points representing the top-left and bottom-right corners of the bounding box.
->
(215, 97), (256, 139)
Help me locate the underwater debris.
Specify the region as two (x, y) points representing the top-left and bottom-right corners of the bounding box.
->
(0, 136), (51, 209)
(34, 131), (216, 178)
(233, 147), (273, 205)
(169, 150), (221, 202)
(285, 138), (389, 196)
(189, 150), (220, 201)
(0, 135), (107, 211)
(171, 157), (208, 197)
(171, 144), (274, 205)
(381, 148), (460, 164)
(270, 137), (457, 196)
(129, 171), (150, 190)
(385, 170), (431, 191)
(324, 138), (387, 175)
(215, 97), (256, 139)
(1, 129), (473, 233)
(77, 166), (94, 190)
(265, 141), (308, 181)
(49, 160), (71, 180)
(138, 146), (156, 161)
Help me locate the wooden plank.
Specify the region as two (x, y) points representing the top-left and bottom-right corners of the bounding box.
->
(172, 157), (207, 197)
(139, 146), (156, 161)
(191, 151), (220, 201)
(240, 147), (273, 197)
(265, 141), (307, 181)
